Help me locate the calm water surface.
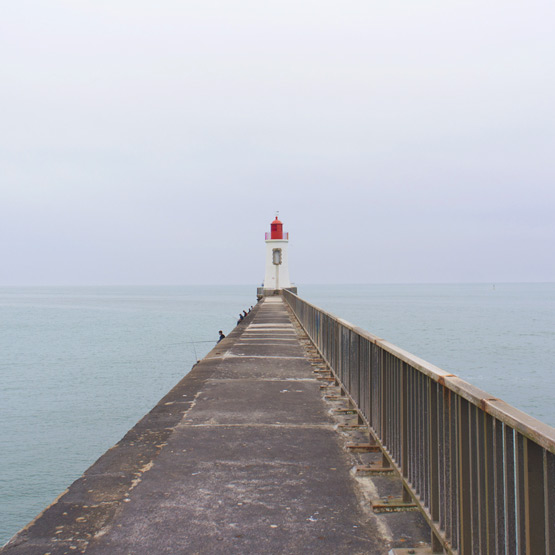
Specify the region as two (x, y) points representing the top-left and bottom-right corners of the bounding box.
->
(1, 283), (553, 545)
(302, 283), (555, 427)
(0, 286), (254, 545)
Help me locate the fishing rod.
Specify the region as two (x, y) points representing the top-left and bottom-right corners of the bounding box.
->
(184, 339), (218, 362)
(182, 341), (218, 344)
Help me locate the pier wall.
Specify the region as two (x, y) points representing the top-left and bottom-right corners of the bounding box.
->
(284, 290), (555, 554)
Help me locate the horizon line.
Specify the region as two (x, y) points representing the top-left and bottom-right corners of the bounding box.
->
(0, 281), (554, 288)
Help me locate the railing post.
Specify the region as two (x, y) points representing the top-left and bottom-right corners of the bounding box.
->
(476, 409), (487, 552)
(401, 362), (412, 505)
(516, 433), (526, 550)
(438, 383), (446, 533)
(504, 427), (517, 555)
(524, 439), (546, 553)
(469, 405), (481, 553)
(485, 414), (496, 553)
(546, 451), (555, 554)
(458, 397), (472, 554)
(401, 363), (408, 476)
(380, 350), (387, 449)
(450, 390), (459, 551)
(429, 380), (441, 552)
(493, 419), (506, 554)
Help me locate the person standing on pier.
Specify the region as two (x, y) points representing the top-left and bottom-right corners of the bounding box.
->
(217, 330), (225, 343)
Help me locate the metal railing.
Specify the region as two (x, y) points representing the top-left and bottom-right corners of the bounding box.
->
(283, 290), (555, 555)
(265, 232), (289, 240)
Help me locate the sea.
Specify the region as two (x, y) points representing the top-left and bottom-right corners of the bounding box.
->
(1, 283), (554, 545)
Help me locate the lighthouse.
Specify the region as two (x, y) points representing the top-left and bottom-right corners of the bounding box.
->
(258, 214), (296, 299)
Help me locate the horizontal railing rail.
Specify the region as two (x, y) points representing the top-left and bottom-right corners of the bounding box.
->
(283, 289), (555, 555)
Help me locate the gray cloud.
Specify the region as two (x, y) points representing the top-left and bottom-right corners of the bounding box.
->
(1, 1), (554, 285)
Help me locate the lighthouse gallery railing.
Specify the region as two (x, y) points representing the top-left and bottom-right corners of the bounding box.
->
(265, 232), (289, 240)
(283, 290), (555, 555)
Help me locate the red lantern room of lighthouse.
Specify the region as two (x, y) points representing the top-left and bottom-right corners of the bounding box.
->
(259, 214), (296, 299)
(265, 216), (287, 241)
(270, 217), (283, 239)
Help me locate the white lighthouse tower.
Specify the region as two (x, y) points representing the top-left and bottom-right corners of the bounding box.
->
(258, 214), (296, 299)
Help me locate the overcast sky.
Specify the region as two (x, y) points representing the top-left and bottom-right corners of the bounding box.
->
(1, 1), (554, 285)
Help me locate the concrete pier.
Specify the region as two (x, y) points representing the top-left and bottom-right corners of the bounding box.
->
(2, 297), (429, 554)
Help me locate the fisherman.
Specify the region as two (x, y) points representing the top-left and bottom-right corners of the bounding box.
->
(217, 330), (225, 343)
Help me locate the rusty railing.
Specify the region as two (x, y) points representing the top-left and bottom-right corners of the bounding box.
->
(283, 290), (555, 554)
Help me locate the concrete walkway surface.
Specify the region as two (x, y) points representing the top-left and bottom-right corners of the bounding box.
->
(2, 297), (429, 555)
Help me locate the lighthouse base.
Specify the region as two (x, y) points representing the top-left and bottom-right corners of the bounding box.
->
(257, 286), (298, 301)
